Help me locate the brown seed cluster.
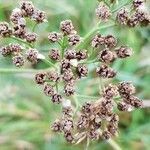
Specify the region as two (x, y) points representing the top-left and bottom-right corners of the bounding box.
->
(0, 1), (46, 67)
(95, 2), (111, 21)
(92, 34), (133, 79)
(116, 1), (150, 27)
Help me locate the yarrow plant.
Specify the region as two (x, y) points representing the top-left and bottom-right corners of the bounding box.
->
(0, 0), (149, 148)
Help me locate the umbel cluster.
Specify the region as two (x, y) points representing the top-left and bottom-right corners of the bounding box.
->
(0, 0), (148, 144)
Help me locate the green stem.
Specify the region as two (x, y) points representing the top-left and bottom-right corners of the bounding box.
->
(9, 36), (33, 48)
(112, 0), (132, 13)
(85, 137), (90, 150)
(107, 139), (122, 150)
(32, 23), (38, 32)
(0, 68), (43, 74)
(76, 94), (99, 99)
(75, 22), (115, 49)
(41, 59), (58, 69)
(73, 95), (79, 116)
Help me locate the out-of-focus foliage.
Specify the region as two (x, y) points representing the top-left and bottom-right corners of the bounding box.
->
(0, 0), (150, 150)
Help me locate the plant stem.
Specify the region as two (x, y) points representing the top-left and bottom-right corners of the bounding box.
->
(41, 59), (58, 69)
(107, 139), (122, 150)
(32, 23), (38, 32)
(76, 94), (99, 99)
(112, 0), (132, 13)
(0, 68), (43, 74)
(73, 95), (79, 116)
(9, 36), (33, 48)
(75, 22), (115, 49)
(85, 137), (90, 150)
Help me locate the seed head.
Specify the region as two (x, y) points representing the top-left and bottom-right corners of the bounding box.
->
(133, 0), (144, 8)
(9, 43), (22, 54)
(115, 46), (133, 58)
(104, 35), (117, 48)
(10, 8), (23, 24)
(76, 50), (87, 60)
(65, 49), (76, 60)
(64, 81), (75, 96)
(13, 25), (26, 39)
(118, 82), (136, 97)
(51, 93), (62, 104)
(0, 46), (11, 56)
(77, 64), (88, 77)
(102, 84), (118, 99)
(98, 49), (116, 63)
(101, 130), (111, 140)
(62, 69), (74, 82)
(64, 131), (74, 143)
(61, 59), (71, 72)
(68, 34), (80, 46)
(117, 102), (130, 111)
(91, 34), (105, 48)
(35, 73), (46, 84)
(47, 71), (60, 82)
(0, 22), (12, 37)
(25, 32), (37, 43)
(88, 130), (99, 140)
(116, 8), (129, 25)
(26, 49), (38, 64)
(43, 83), (54, 96)
(51, 120), (62, 132)
(48, 32), (61, 43)
(96, 64), (116, 78)
(96, 2), (111, 21)
(60, 20), (75, 35)
(12, 54), (24, 67)
(20, 1), (34, 17)
(49, 49), (60, 61)
(32, 9), (46, 23)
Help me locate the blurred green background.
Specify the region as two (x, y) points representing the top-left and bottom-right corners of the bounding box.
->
(0, 0), (150, 150)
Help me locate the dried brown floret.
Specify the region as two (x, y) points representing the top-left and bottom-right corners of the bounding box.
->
(12, 54), (24, 67)
(101, 130), (111, 140)
(43, 83), (54, 96)
(77, 114), (89, 129)
(9, 43), (22, 54)
(96, 64), (116, 78)
(133, 0), (144, 8)
(65, 49), (76, 60)
(32, 9), (46, 23)
(0, 46), (11, 56)
(20, 1), (34, 17)
(64, 81), (75, 96)
(26, 49), (38, 63)
(115, 46), (133, 58)
(117, 101), (130, 111)
(91, 34), (105, 48)
(13, 25), (26, 39)
(88, 130), (100, 140)
(95, 2), (111, 21)
(61, 59), (71, 72)
(48, 32), (61, 43)
(77, 64), (88, 77)
(47, 71), (60, 82)
(102, 84), (118, 99)
(127, 15), (139, 27)
(68, 34), (80, 46)
(76, 50), (87, 60)
(0, 22), (12, 37)
(104, 35), (117, 48)
(51, 119), (62, 132)
(35, 73), (46, 85)
(49, 49), (60, 61)
(25, 32), (37, 43)
(118, 82), (136, 97)
(62, 69), (74, 82)
(60, 20), (75, 35)
(51, 93), (62, 104)
(61, 118), (73, 132)
(64, 131), (74, 143)
(116, 8), (129, 25)
(98, 49), (116, 63)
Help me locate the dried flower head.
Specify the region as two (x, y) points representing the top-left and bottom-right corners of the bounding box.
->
(51, 93), (62, 104)
(60, 20), (75, 35)
(91, 34), (105, 48)
(77, 64), (88, 77)
(35, 73), (46, 84)
(0, 22), (12, 37)
(20, 1), (34, 17)
(48, 32), (61, 43)
(25, 32), (37, 43)
(96, 64), (116, 78)
(43, 83), (55, 96)
(98, 49), (116, 63)
(68, 34), (80, 46)
(65, 49), (76, 60)
(26, 49), (39, 63)
(32, 9), (46, 23)
(116, 8), (129, 25)
(49, 49), (60, 61)
(76, 50), (87, 60)
(12, 54), (24, 67)
(0, 46), (11, 56)
(105, 35), (117, 48)
(62, 69), (74, 82)
(95, 2), (111, 21)
(47, 71), (60, 82)
(133, 0), (144, 8)
(13, 25), (26, 39)
(115, 46), (133, 58)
